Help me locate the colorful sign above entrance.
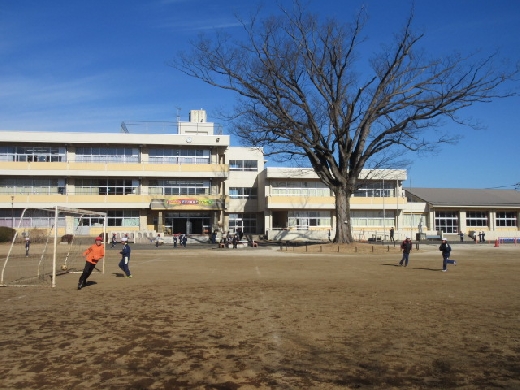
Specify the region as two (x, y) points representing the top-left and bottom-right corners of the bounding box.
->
(151, 197), (225, 210)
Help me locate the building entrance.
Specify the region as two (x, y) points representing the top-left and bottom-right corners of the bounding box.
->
(164, 212), (211, 235)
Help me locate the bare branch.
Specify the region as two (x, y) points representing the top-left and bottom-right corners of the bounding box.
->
(169, 1), (518, 242)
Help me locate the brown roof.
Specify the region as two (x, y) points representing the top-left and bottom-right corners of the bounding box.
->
(406, 188), (520, 208)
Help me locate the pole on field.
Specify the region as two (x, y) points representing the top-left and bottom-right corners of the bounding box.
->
(52, 206), (58, 288)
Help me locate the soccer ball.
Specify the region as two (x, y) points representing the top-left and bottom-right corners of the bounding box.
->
(60, 264), (68, 271)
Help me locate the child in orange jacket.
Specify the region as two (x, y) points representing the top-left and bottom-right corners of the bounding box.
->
(78, 236), (105, 290)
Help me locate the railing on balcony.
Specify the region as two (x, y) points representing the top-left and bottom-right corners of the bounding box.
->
(148, 156), (210, 164)
(0, 186), (65, 195)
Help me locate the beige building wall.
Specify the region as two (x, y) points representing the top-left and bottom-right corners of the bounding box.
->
(263, 167), (408, 241)
(222, 147), (265, 233)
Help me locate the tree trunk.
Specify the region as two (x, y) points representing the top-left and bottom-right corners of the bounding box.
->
(334, 186), (354, 243)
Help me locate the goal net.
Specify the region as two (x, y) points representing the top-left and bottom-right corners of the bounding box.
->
(0, 206), (107, 288)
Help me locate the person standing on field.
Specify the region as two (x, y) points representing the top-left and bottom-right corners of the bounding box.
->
(25, 237), (30, 257)
(119, 237), (132, 278)
(78, 236), (105, 290)
(398, 236), (412, 267)
(439, 237), (456, 272)
(389, 227), (395, 242)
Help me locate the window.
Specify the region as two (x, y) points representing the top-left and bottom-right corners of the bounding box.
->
(229, 187), (257, 199)
(351, 211), (395, 226)
(0, 146), (66, 162)
(402, 214), (426, 229)
(229, 160), (242, 170)
(0, 210), (64, 228)
(75, 147), (138, 163)
(243, 160), (258, 171)
(107, 210), (139, 227)
(288, 211), (331, 230)
(229, 160), (258, 171)
(77, 210), (139, 227)
(0, 146), (15, 161)
(228, 213), (258, 234)
(496, 211), (517, 227)
(75, 179), (136, 195)
(354, 181), (395, 197)
(466, 211), (488, 227)
(435, 211), (458, 233)
(76, 217), (105, 227)
(148, 148), (210, 164)
(0, 178), (61, 195)
(148, 180), (210, 196)
(271, 181), (330, 197)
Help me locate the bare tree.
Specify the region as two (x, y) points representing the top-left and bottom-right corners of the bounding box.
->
(171, 3), (518, 243)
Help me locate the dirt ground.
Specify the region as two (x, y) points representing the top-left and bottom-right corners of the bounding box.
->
(1, 241), (519, 389)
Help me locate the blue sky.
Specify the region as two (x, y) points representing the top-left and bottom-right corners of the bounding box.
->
(1, 0), (519, 189)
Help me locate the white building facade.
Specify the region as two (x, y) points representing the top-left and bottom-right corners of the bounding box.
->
(0, 110), (518, 242)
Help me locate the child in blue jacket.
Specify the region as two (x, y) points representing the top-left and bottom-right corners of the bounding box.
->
(119, 238), (132, 278)
(439, 238), (456, 272)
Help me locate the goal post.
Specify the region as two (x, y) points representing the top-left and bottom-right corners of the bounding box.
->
(0, 206), (107, 288)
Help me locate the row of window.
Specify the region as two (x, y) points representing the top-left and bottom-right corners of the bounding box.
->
(77, 210), (140, 227)
(1, 209), (518, 234)
(0, 210), (140, 228)
(282, 210), (518, 231)
(74, 179), (136, 195)
(0, 146), (214, 165)
(354, 182), (396, 197)
(0, 211), (260, 233)
(149, 180), (210, 196)
(272, 181), (330, 197)
(0, 179), (214, 196)
(271, 181), (397, 197)
(77, 180), (214, 196)
(434, 211), (517, 233)
(0, 179), (259, 199)
(0, 146), (65, 162)
(148, 148), (210, 165)
(287, 211), (332, 229)
(351, 211), (396, 226)
(229, 160), (258, 171)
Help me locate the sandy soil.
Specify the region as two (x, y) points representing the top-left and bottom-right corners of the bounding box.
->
(0, 241), (519, 389)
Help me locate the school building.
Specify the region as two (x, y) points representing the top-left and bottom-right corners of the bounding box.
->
(0, 109), (518, 243)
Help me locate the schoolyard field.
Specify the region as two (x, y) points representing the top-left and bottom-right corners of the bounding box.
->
(0, 241), (519, 389)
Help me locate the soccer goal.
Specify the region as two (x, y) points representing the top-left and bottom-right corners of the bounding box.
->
(0, 206), (107, 288)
